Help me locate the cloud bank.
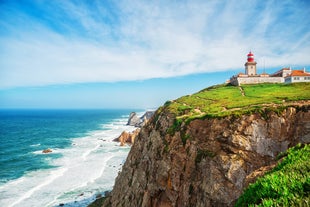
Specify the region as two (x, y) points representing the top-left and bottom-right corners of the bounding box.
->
(1, 0), (310, 88)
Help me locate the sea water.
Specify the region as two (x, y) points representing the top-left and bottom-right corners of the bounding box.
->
(0, 109), (140, 207)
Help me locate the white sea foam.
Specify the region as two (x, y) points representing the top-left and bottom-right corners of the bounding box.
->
(8, 168), (68, 207)
(0, 115), (137, 207)
(30, 143), (41, 147)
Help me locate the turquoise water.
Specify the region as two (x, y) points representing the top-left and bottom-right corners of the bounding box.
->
(0, 109), (138, 206)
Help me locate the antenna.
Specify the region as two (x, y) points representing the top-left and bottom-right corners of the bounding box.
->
(263, 58), (265, 74)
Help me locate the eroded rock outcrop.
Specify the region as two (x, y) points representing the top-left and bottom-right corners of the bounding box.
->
(127, 111), (155, 127)
(103, 104), (310, 207)
(114, 128), (141, 146)
(127, 112), (140, 126)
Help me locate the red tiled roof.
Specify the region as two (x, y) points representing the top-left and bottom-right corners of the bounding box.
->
(237, 72), (245, 77)
(288, 70), (310, 77)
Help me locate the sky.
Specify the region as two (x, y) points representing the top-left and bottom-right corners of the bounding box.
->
(0, 0), (310, 109)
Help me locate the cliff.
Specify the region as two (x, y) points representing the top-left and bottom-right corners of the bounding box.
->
(102, 83), (310, 207)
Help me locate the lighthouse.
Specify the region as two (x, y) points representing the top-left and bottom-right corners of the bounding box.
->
(245, 51), (257, 76)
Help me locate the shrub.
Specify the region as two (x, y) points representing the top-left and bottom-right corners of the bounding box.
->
(167, 118), (182, 135)
(235, 144), (310, 207)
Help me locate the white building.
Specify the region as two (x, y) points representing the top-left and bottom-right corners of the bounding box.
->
(284, 69), (310, 83)
(230, 52), (310, 86)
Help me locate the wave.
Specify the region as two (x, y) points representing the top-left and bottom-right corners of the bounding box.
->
(8, 168), (68, 207)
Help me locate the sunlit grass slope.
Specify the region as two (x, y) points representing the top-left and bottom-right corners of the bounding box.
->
(165, 83), (310, 120)
(235, 144), (310, 207)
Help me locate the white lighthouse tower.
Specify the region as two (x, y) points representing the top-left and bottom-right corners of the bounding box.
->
(245, 51), (257, 76)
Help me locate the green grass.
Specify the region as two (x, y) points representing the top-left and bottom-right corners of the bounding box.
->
(235, 144), (310, 207)
(165, 83), (310, 121)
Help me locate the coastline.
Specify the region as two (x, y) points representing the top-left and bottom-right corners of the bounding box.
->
(0, 110), (139, 207)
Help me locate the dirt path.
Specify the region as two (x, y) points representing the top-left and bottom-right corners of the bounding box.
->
(239, 86), (245, 96)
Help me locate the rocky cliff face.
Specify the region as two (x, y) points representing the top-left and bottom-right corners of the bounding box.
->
(103, 103), (310, 207)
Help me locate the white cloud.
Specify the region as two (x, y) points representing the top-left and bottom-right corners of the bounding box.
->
(0, 0), (309, 89)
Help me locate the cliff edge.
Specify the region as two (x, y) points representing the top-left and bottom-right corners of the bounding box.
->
(102, 83), (310, 207)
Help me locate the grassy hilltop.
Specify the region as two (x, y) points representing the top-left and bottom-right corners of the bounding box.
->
(165, 83), (310, 121)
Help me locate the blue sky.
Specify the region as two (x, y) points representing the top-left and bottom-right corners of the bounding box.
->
(0, 0), (309, 109)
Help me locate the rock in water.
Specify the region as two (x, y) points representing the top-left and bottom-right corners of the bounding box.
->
(115, 131), (130, 146)
(114, 128), (141, 146)
(42, 148), (52, 153)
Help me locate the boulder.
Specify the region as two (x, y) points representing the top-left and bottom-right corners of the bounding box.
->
(42, 148), (52, 153)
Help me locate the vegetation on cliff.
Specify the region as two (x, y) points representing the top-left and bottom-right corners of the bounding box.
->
(165, 83), (310, 122)
(235, 143), (310, 207)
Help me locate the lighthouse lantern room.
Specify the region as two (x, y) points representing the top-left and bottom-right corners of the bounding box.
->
(245, 51), (257, 76)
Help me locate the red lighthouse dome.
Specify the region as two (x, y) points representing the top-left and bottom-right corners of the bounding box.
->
(247, 51), (254, 62)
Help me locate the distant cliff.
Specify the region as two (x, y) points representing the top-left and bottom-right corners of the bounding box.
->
(102, 83), (310, 207)
(127, 111), (155, 127)
(113, 111), (155, 146)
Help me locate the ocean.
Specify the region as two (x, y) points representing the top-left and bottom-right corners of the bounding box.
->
(0, 109), (139, 207)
